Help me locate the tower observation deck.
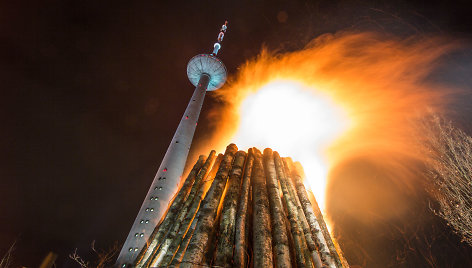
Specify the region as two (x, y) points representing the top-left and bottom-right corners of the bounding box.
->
(115, 22), (228, 267)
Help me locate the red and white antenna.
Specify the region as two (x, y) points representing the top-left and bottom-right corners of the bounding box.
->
(212, 20), (228, 56)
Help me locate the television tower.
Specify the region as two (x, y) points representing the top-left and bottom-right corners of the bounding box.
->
(116, 22), (228, 267)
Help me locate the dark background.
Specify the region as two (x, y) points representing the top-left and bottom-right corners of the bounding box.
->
(1, 0), (471, 267)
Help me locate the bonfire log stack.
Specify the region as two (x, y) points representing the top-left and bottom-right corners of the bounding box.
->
(133, 144), (348, 268)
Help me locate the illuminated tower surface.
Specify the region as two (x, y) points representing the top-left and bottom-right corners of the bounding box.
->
(115, 22), (228, 267)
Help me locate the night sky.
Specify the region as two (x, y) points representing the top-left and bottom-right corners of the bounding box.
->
(1, 0), (472, 267)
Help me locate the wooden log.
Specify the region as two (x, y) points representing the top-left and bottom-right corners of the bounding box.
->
(280, 158), (323, 268)
(203, 160), (232, 266)
(279, 158), (317, 268)
(137, 155), (206, 267)
(214, 150), (248, 267)
(262, 148), (291, 268)
(273, 152), (309, 268)
(294, 161), (346, 268)
(280, 198), (297, 268)
(159, 152), (219, 266)
(305, 188), (350, 268)
(234, 149), (254, 268)
(204, 185), (226, 266)
(180, 144), (238, 268)
(290, 160), (334, 267)
(151, 151), (218, 266)
(170, 154), (224, 267)
(172, 220), (196, 267)
(252, 148), (273, 268)
(287, 159), (341, 268)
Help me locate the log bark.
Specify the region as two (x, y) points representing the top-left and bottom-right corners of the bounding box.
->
(263, 148), (291, 268)
(283, 165), (317, 268)
(137, 155), (206, 267)
(306, 188), (349, 268)
(234, 149), (254, 268)
(180, 144), (238, 268)
(294, 161), (346, 268)
(273, 152), (309, 268)
(281, 158), (323, 268)
(171, 220), (196, 267)
(152, 151), (217, 266)
(288, 159), (341, 268)
(214, 150), (248, 267)
(170, 154), (224, 267)
(252, 148), (273, 268)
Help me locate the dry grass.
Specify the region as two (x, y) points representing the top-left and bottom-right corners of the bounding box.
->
(420, 114), (472, 246)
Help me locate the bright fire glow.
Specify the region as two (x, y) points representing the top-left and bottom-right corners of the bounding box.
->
(232, 80), (349, 209)
(202, 32), (455, 217)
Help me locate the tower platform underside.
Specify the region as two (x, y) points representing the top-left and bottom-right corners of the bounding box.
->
(187, 54), (227, 91)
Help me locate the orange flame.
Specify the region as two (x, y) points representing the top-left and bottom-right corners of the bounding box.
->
(200, 31), (458, 212)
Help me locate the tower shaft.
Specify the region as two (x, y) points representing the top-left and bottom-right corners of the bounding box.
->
(116, 21), (228, 267)
(116, 74), (210, 266)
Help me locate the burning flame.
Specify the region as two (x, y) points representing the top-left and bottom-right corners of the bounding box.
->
(232, 80), (349, 208)
(201, 31), (458, 214)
